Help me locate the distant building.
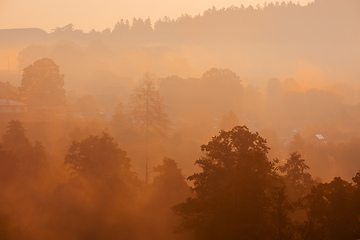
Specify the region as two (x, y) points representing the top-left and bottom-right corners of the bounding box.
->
(0, 81), (27, 113)
(51, 24), (74, 33)
(0, 98), (28, 113)
(0, 81), (21, 101)
(315, 133), (328, 144)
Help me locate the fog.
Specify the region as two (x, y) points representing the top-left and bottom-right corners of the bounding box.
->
(1, 0), (360, 239)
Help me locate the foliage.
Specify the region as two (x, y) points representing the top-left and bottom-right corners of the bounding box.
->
(279, 152), (316, 202)
(50, 132), (141, 240)
(173, 126), (283, 240)
(65, 132), (132, 181)
(267, 186), (295, 240)
(0, 212), (9, 240)
(1, 120), (48, 180)
(129, 73), (170, 133)
(140, 158), (190, 240)
(0, 121), (50, 239)
(2, 120), (32, 153)
(152, 157), (189, 204)
(303, 176), (360, 240)
(200, 68), (243, 117)
(20, 58), (66, 106)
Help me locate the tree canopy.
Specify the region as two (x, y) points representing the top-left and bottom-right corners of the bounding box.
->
(279, 152), (316, 202)
(1, 120), (48, 181)
(303, 175), (360, 240)
(173, 126), (281, 240)
(129, 73), (170, 133)
(2, 119), (32, 154)
(20, 58), (66, 107)
(65, 132), (132, 181)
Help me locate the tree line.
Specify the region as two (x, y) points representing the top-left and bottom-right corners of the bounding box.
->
(1, 120), (360, 239)
(10, 57), (360, 182)
(49, 0), (358, 47)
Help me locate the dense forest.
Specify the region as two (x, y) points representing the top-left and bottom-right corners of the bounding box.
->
(1, 118), (360, 239)
(1, 0), (360, 239)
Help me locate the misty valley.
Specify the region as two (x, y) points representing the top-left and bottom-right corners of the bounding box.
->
(1, 0), (360, 239)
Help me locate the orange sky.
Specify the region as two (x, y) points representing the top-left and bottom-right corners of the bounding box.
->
(0, 0), (313, 32)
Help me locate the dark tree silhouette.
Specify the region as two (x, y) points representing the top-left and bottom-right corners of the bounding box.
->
(173, 126), (283, 240)
(140, 158), (190, 240)
(50, 132), (140, 240)
(2, 120), (32, 154)
(0, 212), (9, 240)
(65, 132), (132, 181)
(279, 152), (316, 202)
(303, 176), (360, 240)
(1, 120), (48, 180)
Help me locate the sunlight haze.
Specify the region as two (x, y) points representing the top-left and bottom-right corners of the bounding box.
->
(1, 0), (360, 239)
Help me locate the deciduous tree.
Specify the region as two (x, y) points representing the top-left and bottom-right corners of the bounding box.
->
(173, 126), (283, 240)
(65, 132), (133, 181)
(20, 58), (66, 107)
(1, 120), (48, 180)
(129, 73), (170, 133)
(279, 152), (315, 202)
(303, 176), (360, 240)
(129, 72), (170, 183)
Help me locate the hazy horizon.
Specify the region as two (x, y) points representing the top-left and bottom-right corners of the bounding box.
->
(0, 0), (313, 32)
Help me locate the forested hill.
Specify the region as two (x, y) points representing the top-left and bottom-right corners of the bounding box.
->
(1, 0), (359, 85)
(1, 0), (359, 46)
(0, 28), (48, 47)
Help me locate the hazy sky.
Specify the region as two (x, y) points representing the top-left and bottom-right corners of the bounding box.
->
(0, 0), (313, 32)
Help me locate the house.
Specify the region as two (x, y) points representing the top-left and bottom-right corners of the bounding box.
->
(0, 98), (27, 113)
(0, 81), (28, 113)
(0, 81), (21, 101)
